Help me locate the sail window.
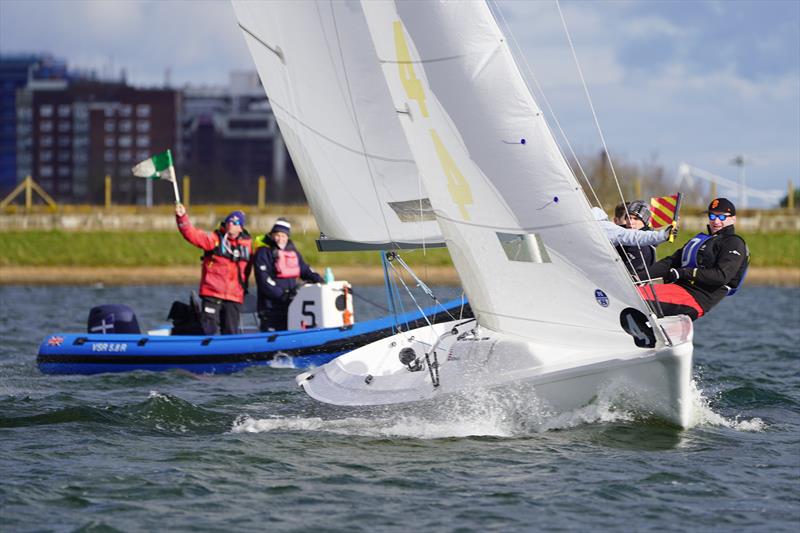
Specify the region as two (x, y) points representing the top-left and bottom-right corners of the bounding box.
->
(388, 198), (436, 222)
(497, 232), (551, 263)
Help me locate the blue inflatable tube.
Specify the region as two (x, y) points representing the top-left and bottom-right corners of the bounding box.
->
(37, 299), (471, 375)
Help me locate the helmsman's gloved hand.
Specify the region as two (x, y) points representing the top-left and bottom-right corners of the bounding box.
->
(667, 224), (678, 240)
(664, 267), (694, 284)
(664, 268), (681, 283)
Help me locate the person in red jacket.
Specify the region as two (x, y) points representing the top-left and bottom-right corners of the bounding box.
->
(175, 203), (253, 335)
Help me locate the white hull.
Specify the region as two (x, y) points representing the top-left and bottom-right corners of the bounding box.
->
(297, 316), (694, 428)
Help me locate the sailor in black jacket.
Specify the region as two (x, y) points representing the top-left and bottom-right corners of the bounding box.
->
(640, 198), (749, 320)
(614, 200), (658, 280)
(253, 219), (324, 331)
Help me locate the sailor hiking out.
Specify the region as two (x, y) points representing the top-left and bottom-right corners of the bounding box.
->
(612, 200), (665, 280)
(253, 218), (324, 332)
(175, 203), (253, 335)
(640, 197), (749, 320)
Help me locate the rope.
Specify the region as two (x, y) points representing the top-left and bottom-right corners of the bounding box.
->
(489, 0), (602, 208)
(554, 0), (668, 332)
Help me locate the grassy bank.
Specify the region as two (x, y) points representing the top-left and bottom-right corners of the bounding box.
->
(0, 229), (797, 269)
(0, 230), (453, 269)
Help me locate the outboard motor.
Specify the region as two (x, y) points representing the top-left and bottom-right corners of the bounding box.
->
(87, 304), (141, 334)
(167, 293), (204, 335)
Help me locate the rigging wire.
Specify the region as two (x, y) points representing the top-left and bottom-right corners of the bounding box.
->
(489, 0), (603, 209)
(492, 0), (667, 331)
(553, 0), (667, 327)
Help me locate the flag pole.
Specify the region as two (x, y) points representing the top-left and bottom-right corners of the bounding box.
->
(670, 192), (683, 243)
(169, 166), (181, 204)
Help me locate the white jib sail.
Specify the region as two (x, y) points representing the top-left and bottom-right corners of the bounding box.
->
(231, 0), (443, 248)
(361, 1), (652, 349)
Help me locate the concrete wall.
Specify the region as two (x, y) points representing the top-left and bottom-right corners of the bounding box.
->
(0, 212), (320, 233)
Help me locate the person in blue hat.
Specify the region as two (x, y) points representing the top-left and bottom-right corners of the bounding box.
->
(639, 197), (749, 320)
(175, 203), (252, 334)
(253, 218), (324, 331)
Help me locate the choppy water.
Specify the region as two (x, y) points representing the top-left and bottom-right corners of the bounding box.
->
(1, 284), (798, 532)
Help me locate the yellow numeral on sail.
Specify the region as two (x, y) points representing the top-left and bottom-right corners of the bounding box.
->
(394, 21), (429, 118)
(430, 129), (472, 220)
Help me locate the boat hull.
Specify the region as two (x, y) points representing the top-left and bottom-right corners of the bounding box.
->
(298, 315), (694, 428)
(37, 300), (471, 375)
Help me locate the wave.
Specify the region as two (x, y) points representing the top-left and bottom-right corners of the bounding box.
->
(0, 391), (230, 434)
(232, 378), (767, 439)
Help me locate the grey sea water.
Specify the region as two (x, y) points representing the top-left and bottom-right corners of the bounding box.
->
(1, 284), (798, 532)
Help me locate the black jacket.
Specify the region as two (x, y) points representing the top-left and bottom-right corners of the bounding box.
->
(253, 236), (323, 314)
(650, 225), (748, 312)
(616, 227), (656, 279)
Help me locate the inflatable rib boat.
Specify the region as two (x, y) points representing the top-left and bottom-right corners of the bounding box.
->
(37, 299), (471, 375)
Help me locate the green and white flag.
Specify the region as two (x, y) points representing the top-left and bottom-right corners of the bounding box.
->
(132, 149), (175, 182)
(131, 149), (180, 202)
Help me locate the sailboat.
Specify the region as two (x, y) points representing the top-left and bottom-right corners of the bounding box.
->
(233, 1), (694, 428)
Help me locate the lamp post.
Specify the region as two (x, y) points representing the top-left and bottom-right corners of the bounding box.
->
(730, 155), (747, 209)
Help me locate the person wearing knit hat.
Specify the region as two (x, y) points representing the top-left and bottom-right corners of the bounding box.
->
(639, 197), (749, 320)
(174, 203), (253, 335)
(253, 217), (324, 331)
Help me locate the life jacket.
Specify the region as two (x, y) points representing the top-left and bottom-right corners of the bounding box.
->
(203, 229), (252, 292)
(680, 232), (749, 296)
(274, 249), (301, 279)
(204, 229), (252, 263)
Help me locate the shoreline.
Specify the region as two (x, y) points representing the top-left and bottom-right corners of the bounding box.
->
(1, 265), (798, 287)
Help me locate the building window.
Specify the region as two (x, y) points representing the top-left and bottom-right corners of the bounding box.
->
(74, 121), (88, 133)
(136, 135), (149, 148)
(119, 150), (132, 162)
(58, 136), (70, 147)
(58, 151), (70, 162)
(39, 165), (53, 177)
(40, 105), (53, 117)
(58, 121), (70, 133)
(104, 137), (116, 148)
(40, 121), (53, 132)
(104, 120), (115, 133)
(104, 107), (115, 118)
(119, 120), (133, 132)
(119, 135), (132, 148)
(136, 120), (150, 133)
(58, 181), (71, 193)
(41, 150), (53, 162)
(136, 150), (149, 160)
(74, 105), (88, 120)
(104, 150), (116, 163)
(136, 104), (151, 118)
(58, 104), (71, 118)
(73, 136), (88, 148)
(58, 165), (70, 177)
(40, 136), (53, 147)
(73, 152), (88, 164)
(119, 104), (133, 117)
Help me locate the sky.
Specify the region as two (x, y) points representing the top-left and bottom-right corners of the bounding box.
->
(1, 0), (798, 206)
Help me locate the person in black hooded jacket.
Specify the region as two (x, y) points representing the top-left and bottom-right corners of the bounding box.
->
(253, 218), (324, 331)
(639, 198), (749, 320)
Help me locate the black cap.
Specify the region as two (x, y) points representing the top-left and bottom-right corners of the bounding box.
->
(708, 197), (736, 215)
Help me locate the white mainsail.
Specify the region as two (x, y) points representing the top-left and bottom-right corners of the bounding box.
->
(231, 0), (443, 249)
(360, 1), (652, 348)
